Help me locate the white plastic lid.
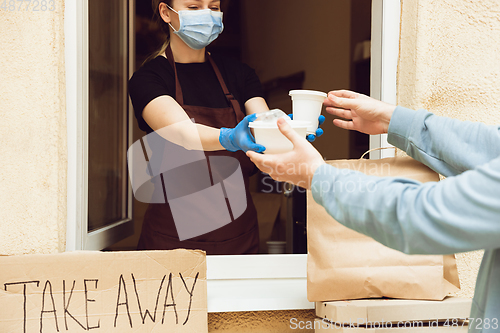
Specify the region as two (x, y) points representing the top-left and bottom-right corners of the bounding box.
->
(289, 90), (327, 98)
(249, 119), (310, 129)
(255, 109), (287, 123)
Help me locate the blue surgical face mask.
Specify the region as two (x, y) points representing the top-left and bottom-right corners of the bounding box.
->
(167, 5), (224, 50)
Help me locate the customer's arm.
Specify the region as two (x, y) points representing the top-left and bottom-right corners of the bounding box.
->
(325, 90), (500, 177)
(388, 106), (500, 177)
(311, 155), (500, 255)
(248, 118), (500, 256)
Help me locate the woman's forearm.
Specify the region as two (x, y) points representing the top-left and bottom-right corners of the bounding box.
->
(143, 95), (225, 151)
(245, 97), (269, 115)
(192, 124), (224, 151)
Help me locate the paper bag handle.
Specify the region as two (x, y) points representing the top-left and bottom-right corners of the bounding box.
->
(360, 146), (397, 160)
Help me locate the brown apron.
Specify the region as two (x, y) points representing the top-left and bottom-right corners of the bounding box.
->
(137, 46), (259, 255)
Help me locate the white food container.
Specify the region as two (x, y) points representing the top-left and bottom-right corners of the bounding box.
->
(249, 119), (309, 154)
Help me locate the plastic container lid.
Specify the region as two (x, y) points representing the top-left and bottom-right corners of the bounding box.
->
(249, 119), (310, 129)
(289, 90), (327, 98)
(255, 109), (288, 123)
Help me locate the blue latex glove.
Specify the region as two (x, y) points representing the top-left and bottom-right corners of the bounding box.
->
(219, 113), (266, 153)
(288, 114), (325, 142)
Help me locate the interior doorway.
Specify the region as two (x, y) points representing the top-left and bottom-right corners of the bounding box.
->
(107, 0), (372, 252)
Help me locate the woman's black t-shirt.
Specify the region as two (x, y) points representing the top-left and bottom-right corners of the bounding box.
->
(128, 53), (265, 133)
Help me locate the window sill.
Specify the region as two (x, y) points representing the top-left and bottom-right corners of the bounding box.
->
(207, 254), (313, 313)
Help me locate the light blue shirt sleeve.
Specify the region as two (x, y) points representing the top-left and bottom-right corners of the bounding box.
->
(310, 107), (500, 255)
(387, 106), (500, 177)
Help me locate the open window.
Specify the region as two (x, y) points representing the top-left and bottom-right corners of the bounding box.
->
(66, 0), (135, 251)
(66, 0), (400, 312)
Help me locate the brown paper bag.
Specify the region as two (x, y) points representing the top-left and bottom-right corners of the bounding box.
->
(307, 156), (460, 302)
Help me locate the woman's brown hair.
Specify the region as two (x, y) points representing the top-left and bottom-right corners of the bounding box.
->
(144, 0), (173, 63)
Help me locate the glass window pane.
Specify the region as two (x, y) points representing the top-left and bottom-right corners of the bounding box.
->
(88, 0), (129, 231)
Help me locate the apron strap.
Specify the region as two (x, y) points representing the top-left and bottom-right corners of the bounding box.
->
(165, 45), (184, 105)
(207, 54), (245, 123)
(165, 44), (244, 124)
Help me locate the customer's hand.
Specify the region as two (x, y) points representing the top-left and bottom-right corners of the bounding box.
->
(246, 118), (325, 190)
(324, 90), (396, 135)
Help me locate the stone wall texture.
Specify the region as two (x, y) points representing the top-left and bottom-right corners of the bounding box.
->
(208, 310), (316, 333)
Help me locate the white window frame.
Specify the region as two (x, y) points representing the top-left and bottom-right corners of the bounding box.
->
(370, 0), (401, 159)
(65, 0), (401, 311)
(66, 0), (135, 251)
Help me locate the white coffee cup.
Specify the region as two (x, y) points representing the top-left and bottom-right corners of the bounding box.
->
(289, 90), (327, 135)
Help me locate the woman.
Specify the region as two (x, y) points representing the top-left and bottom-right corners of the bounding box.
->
(128, 0), (272, 254)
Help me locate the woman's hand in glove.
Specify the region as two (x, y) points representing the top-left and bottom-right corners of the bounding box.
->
(219, 113), (266, 153)
(288, 114), (326, 142)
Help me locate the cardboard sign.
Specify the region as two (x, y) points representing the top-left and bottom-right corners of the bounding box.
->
(0, 249), (207, 333)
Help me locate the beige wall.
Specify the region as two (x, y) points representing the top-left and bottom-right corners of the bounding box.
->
(241, 0), (352, 160)
(0, 1), (67, 254)
(209, 310), (315, 333)
(398, 0), (500, 298)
